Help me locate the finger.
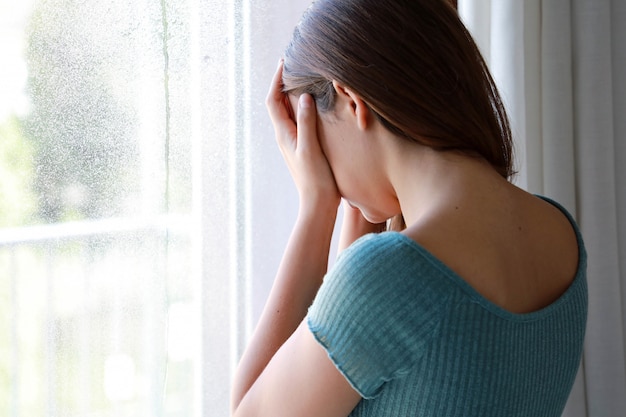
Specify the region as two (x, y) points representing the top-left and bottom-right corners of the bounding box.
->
(266, 60), (297, 151)
(296, 93), (318, 152)
(266, 60), (292, 126)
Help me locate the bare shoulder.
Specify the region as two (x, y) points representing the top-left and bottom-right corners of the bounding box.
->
(516, 190), (580, 282)
(523, 192), (579, 257)
(516, 190), (580, 268)
(403, 186), (580, 314)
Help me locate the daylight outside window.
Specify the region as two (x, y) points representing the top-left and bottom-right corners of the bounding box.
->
(2, 0), (307, 415)
(1, 0), (197, 415)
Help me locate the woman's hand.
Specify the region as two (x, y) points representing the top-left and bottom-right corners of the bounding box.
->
(266, 60), (341, 214)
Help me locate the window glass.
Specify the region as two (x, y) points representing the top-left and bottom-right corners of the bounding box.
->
(1, 0), (310, 415)
(0, 0), (195, 415)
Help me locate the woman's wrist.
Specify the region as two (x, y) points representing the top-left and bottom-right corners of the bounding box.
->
(297, 193), (341, 224)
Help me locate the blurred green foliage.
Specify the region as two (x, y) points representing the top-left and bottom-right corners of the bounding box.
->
(0, 116), (36, 227)
(23, 0), (138, 224)
(1, 0), (195, 415)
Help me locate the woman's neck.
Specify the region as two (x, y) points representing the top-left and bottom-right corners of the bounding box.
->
(388, 145), (510, 229)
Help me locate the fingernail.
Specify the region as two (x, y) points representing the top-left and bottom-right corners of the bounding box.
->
(299, 94), (312, 109)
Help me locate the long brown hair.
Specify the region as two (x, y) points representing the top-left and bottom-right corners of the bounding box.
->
(282, 0), (514, 181)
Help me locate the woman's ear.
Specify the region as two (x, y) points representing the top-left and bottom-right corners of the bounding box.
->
(332, 80), (370, 131)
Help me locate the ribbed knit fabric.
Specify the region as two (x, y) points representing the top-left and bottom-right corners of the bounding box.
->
(307, 198), (587, 416)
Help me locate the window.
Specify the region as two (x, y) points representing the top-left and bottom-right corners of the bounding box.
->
(0, 1), (309, 416)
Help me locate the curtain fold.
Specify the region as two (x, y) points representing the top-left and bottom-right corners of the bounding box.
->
(459, 1), (626, 416)
(571, 2), (626, 416)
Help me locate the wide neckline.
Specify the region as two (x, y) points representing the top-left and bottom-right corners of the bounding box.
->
(382, 196), (586, 322)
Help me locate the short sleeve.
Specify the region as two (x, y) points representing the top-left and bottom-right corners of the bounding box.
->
(307, 232), (452, 399)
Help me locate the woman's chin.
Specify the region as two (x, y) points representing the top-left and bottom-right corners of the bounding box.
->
(344, 200), (389, 224)
(360, 209), (388, 225)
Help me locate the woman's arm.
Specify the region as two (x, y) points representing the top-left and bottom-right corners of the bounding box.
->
(230, 61), (361, 416)
(231, 210), (362, 416)
(230, 202), (338, 411)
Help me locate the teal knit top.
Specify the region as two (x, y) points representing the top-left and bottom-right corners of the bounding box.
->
(307, 199), (587, 416)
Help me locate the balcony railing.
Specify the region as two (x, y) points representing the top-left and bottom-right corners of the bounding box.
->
(0, 215), (196, 417)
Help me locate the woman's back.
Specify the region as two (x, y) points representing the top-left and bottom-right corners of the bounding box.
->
(308, 193), (587, 416)
(402, 158), (580, 315)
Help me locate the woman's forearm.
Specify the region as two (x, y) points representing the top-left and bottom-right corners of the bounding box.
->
(230, 203), (338, 413)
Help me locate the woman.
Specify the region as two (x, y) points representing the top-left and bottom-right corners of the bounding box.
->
(231, 0), (587, 415)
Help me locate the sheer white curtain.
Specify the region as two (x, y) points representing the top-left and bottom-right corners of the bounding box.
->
(459, 1), (626, 416)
